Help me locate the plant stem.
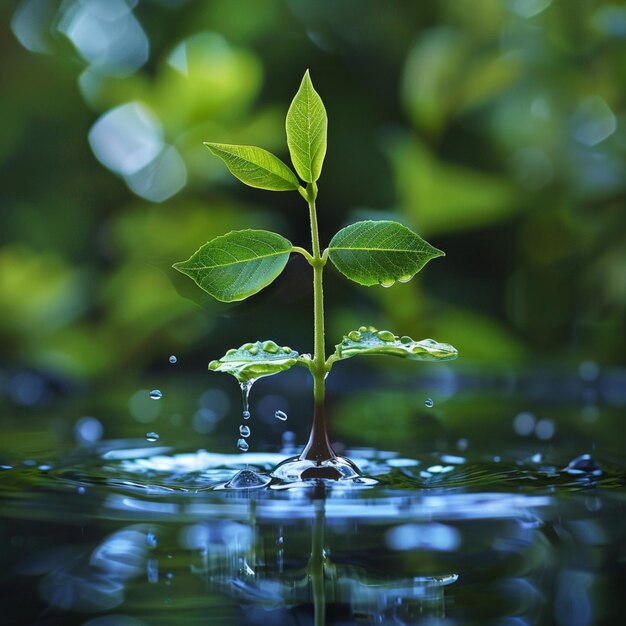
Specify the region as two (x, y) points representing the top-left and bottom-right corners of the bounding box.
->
(300, 183), (336, 463)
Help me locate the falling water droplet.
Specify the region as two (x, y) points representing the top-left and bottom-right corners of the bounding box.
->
(146, 431), (159, 442)
(274, 410), (288, 421)
(424, 398), (434, 408)
(237, 438), (249, 452)
(239, 424), (251, 437)
(168, 355), (177, 364)
(149, 389), (162, 400)
(240, 380), (254, 420)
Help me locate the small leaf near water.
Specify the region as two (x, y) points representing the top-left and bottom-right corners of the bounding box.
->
(205, 143), (299, 191)
(209, 341), (300, 383)
(333, 327), (458, 362)
(328, 220), (444, 287)
(286, 70), (328, 183)
(173, 230), (292, 302)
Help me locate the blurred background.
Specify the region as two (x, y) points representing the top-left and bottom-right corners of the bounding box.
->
(1, 0), (625, 458)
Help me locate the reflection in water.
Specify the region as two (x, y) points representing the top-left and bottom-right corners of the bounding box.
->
(2, 445), (624, 625)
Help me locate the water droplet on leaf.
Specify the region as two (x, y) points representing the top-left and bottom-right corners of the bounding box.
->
(146, 431), (159, 442)
(424, 398), (434, 408)
(379, 278), (395, 288)
(149, 389), (162, 400)
(237, 438), (249, 452)
(274, 410), (288, 421)
(347, 330), (361, 341)
(376, 330), (395, 342)
(239, 424), (251, 437)
(398, 274), (413, 283)
(262, 340), (279, 353)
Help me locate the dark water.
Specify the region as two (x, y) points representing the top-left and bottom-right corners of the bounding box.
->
(1, 442), (624, 626)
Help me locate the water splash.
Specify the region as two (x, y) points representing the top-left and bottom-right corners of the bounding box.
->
(274, 410), (288, 421)
(149, 389), (162, 400)
(224, 468), (271, 489)
(565, 454), (602, 476)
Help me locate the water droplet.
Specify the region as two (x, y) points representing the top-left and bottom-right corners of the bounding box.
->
(149, 389), (162, 400)
(347, 330), (361, 342)
(400, 335), (413, 344)
(146, 431), (159, 442)
(77, 486), (86, 495)
(565, 453), (602, 475)
(424, 398), (434, 408)
(146, 532), (157, 547)
(358, 326), (368, 333)
(242, 343), (254, 351)
(379, 278), (395, 288)
(168, 355), (177, 364)
(274, 410), (288, 421)
(262, 340), (279, 353)
(248, 345), (259, 355)
(282, 346), (292, 353)
(239, 380), (254, 420)
(398, 274), (413, 283)
(208, 360), (219, 371)
(225, 348), (237, 356)
(239, 424), (251, 437)
(237, 438), (249, 452)
(376, 330), (395, 342)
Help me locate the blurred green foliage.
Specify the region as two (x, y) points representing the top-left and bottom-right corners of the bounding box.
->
(1, 0), (625, 452)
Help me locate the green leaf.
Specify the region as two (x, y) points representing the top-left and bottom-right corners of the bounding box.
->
(333, 326), (458, 362)
(285, 70), (328, 183)
(173, 230), (292, 302)
(328, 220), (444, 287)
(205, 143), (299, 191)
(209, 341), (300, 383)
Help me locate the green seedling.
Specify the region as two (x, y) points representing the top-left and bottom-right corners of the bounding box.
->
(174, 70), (457, 474)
